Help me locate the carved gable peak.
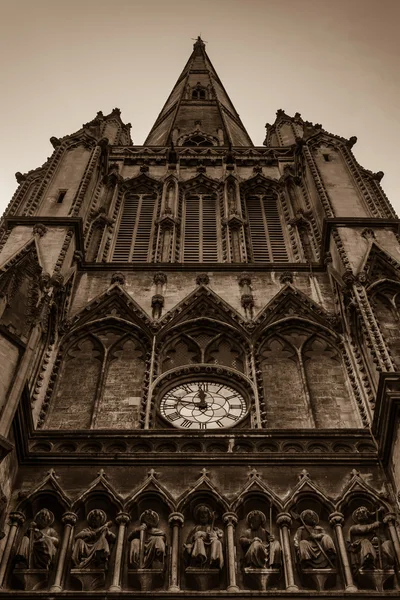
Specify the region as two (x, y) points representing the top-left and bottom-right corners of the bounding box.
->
(72, 469), (123, 511)
(253, 284), (335, 335)
(67, 284), (152, 335)
(177, 470), (229, 513)
(232, 472), (283, 512)
(17, 469), (71, 511)
(181, 173), (220, 193)
(158, 285), (247, 333)
(121, 172), (162, 193)
(361, 241), (400, 284)
(125, 470), (176, 512)
(240, 173), (280, 193)
(336, 469), (391, 513)
(283, 472), (334, 512)
(0, 238), (43, 275)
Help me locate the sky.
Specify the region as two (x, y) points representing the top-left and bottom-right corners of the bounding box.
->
(0, 0), (399, 214)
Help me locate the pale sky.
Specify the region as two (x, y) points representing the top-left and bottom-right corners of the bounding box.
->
(0, 0), (399, 215)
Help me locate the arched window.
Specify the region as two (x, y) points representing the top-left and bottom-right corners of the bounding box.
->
(112, 191), (157, 262)
(45, 328), (147, 430)
(191, 83), (206, 100)
(183, 193), (219, 262)
(258, 327), (360, 429)
(246, 192), (288, 262)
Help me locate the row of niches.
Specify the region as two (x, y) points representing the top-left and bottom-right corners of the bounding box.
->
(3, 472), (399, 592)
(38, 319), (363, 431)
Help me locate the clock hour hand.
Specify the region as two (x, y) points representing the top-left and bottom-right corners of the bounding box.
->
(197, 388), (208, 410)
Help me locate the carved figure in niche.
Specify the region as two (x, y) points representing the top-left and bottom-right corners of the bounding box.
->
(184, 505), (224, 569)
(72, 509), (116, 569)
(348, 506), (394, 572)
(16, 509), (59, 569)
(128, 510), (166, 569)
(240, 510), (281, 569)
(294, 510), (336, 569)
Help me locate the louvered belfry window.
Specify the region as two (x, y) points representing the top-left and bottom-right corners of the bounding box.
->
(183, 194), (218, 262)
(112, 193), (156, 262)
(247, 194), (288, 262)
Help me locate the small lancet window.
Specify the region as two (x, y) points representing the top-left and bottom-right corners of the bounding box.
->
(57, 190), (67, 203)
(322, 153), (330, 162)
(192, 85), (206, 100)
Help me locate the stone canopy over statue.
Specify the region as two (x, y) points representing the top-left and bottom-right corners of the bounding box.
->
(294, 510), (336, 569)
(128, 509), (166, 569)
(239, 510), (281, 569)
(16, 509), (59, 570)
(348, 506), (394, 572)
(72, 509), (116, 569)
(184, 504), (224, 570)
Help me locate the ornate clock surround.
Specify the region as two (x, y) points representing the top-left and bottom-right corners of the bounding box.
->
(152, 364), (255, 430)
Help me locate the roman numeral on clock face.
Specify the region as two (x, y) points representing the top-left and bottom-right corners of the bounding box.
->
(166, 411), (180, 421)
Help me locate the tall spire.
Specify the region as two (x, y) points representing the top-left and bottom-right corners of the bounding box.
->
(144, 37), (253, 147)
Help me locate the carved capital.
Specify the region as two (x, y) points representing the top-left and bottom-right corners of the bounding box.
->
(168, 512), (184, 527)
(279, 271), (293, 285)
(329, 511), (344, 528)
(9, 511), (25, 526)
(383, 512), (397, 525)
(111, 272), (125, 286)
(153, 272), (167, 286)
(62, 512), (77, 526)
(33, 223), (48, 237)
(276, 512), (292, 528)
(196, 273), (210, 286)
(222, 512), (238, 526)
(116, 512), (130, 526)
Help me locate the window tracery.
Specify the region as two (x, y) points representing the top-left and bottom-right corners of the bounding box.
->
(44, 327), (147, 430)
(257, 326), (360, 429)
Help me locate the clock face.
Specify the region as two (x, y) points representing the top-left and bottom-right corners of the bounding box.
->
(160, 381), (247, 429)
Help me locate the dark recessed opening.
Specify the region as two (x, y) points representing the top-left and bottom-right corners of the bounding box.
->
(322, 153), (330, 162)
(57, 190), (67, 203)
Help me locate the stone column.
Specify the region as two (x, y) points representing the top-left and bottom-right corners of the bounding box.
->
(50, 512), (77, 592)
(109, 512), (130, 592)
(383, 513), (400, 568)
(168, 512), (184, 592)
(0, 512), (25, 588)
(276, 513), (298, 591)
(329, 512), (357, 592)
(223, 512), (239, 592)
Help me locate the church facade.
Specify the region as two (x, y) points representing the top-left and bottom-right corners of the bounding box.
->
(0, 37), (399, 597)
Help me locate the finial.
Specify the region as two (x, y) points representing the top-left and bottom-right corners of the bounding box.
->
(97, 469), (107, 478)
(148, 468), (159, 478)
(192, 35), (206, 49)
(248, 467), (260, 479)
(200, 467), (210, 478)
(298, 468), (309, 480)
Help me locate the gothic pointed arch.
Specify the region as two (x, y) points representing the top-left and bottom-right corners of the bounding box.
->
(42, 312), (151, 431)
(256, 314), (361, 430)
(336, 470), (391, 515)
(283, 472), (335, 514)
(15, 469), (71, 514)
(124, 470), (176, 514)
(176, 470), (229, 514)
(231, 472), (283, 513)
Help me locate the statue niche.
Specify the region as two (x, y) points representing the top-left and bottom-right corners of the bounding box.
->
(348, 506), (396, 591)
(14, 509), (59, 591)
(71, 509), (116, 591)
(184, 504), (224, 591)
(127, 509), (167, 591)
(239, 509), (282, 590)
(294, 509), (337, 591)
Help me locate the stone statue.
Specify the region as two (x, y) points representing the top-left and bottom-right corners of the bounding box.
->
(16, 509), (59, 570)
(128, 509), (166, 569)
(294, 510), (336, 569)
(348, 506), (394, 571)
(72, 509), (116, 569)
(239, 510), (281, 569)
(184, 505), (224, 569)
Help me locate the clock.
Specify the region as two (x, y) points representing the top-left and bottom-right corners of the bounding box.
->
(160, 381), (247, 429)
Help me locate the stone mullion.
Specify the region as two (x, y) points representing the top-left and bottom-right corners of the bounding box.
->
(50, 511), (77, 592)
(339, 337), (371, 426)
(352, 283), (395, 372)
(70, 145), (102, 217)
(90, 347), (109, 429)
(297, 345), (316, 428)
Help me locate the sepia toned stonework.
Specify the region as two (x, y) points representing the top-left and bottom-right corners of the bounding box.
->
(0, 37), (399, 598)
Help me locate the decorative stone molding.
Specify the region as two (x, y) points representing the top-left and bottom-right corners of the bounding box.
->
(32, 223), (47, 237)
(195, 273), (210, 286)
(111, 272), (125, 286)
(279, 271), (293, 284)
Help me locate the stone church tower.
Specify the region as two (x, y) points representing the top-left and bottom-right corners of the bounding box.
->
(0, 37), (399, 597)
